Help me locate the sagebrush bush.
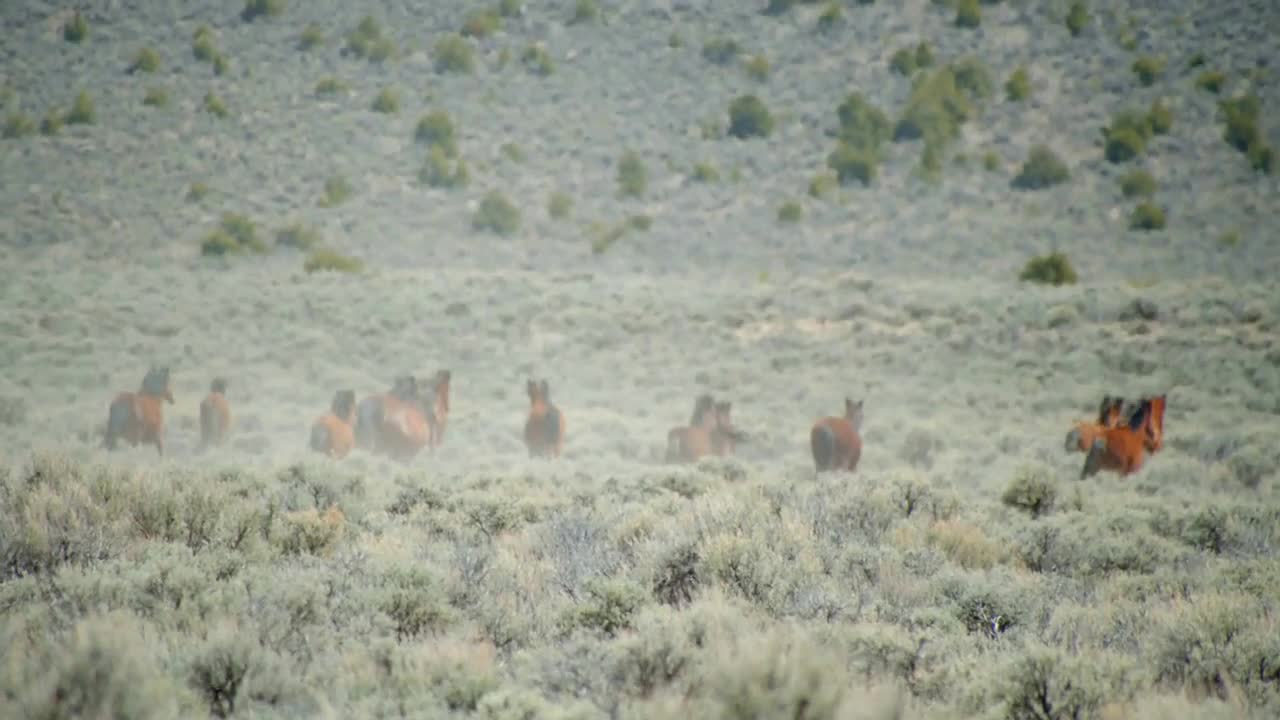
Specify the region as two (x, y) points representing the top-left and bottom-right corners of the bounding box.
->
(40, 108), (64, 135)
(473, 191), (521, 235)
(837, 92), (891, 153)
(241, 0), (286, 22)
(617, 150), (647, 198)
(128, 47), (160, 74)
(808, 172), (837, 198)
(1132, 55), (1166, 86)
(955, 0), (981, 28)
(63, 12), (88, 43)
(1195, 70), (1225, 94)
(192, 25), (218, 62)
(764, 0), (796, 15)
(344, 16), (396, 62)
(501, 143), (523, 162)
(1103, 109), (1155, 163)
(776, 201), (802, 223)
(1220, 94), (1273, 174)
(304, 249), (364, 274)
(203, 92), (228, 118)
(201, 213), (267, 256)
(318, 175), (352, 208)
(702, 37), (740, 65)
(569, 0), (599, 24)
(297, 23), (323, 51)
(66, 91), (94, 125)
(1011, 145), (1069, 190)
(816, 2), (844, 31)
(275, 222), (321, 250)
(743, 54), (770, 82)
(414, 110), (457, 156)
(1005, 66), (1031, 101)
(461, 9), (501, 38)
(3, 112), (35, 139)
(727, 94), (774, 139)
(522, 44), (555, 76)
(1018, 253), (1077, 287)
(894, 63), (985, 147)
(1120, 168), (1157, 198)
(827, 143), (878, 186)
(370, 87), (400, 114)
(434, 34), (474, 74)
(314, 77), (349, 96)
(1148, 99), (1173, 134)
(1129, 201), (1166, 230)
(548, 191), (572, 220)
(142, 87), (168, 108)
(419, 146), (470, 189)
(1066, 1), (1089, 36)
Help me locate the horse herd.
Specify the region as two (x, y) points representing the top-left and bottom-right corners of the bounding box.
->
(100, 367), (1166, 479)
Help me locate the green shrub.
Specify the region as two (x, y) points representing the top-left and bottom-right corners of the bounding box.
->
(40, 108), (64, 135)
(203, 92), (228, 118)
(627, 214), (653, 231)
(1148, 99), (1173, 134)
(1195, 70), (1225, 94)
(569, 0), (599, 24)
(418, 146), (470, 189)
(344, 16), (396, 62)
(889, 42), (934, 78)
(66, 91), (94, 125)
(2, 112), (35, 139)
(836, 92), (891, 152)
(1012, 145), (1069, 190)
(1002, 466), (1059, 516)
(370, 87), (400, 114)
(298, 24), (324, 51)
(727, 94), (774, 139)
(211, 53), (230, 76)
(691, 162), (720, 183)
(498, 0), (522, 17)
(314, 77), (349, 96)
(241, 0), (286, 22)
(473, 191), (521, 235)
(1103, 109), (1154, 163)
(201, 213), (268, 256)
(955, 0), (981, 28)
(1129, 202), (1166, 230)
(894, 65), (977, 146)
(548, 192), (572, 220)
(318, 175), (352, 208)
(702, 37), (740, 65)
(142, 87), (168, 108)
(1132, 56), (1165, 86)
(1018, 253), (1077, 287)
(192, 26), (218, 62)
(1219, 94), (1273, 174)
(777, 201), (802, 223)
(1119, 169), (1156, 198)
(415, 111), (457, 156)
(186, 182), (211, 203)
(434, 34), (474, 74)
(304, 249), (364, 274)
(982, 150), (1000, 172)
(808, 172), (837, 198)
(522, 44), (555, 76)
(764, 0), (796, 15)
(826, 143), (878, 186)
(461, 10), (501, 38)
(1065, 2), (1089, 36)
(952, 57), (994, 100)
(1006, 66), (1031, 101)
(64, 12), (88, 43)
(617, 150), (647, 198)
(816, 2), (844, 31)
(743, 54), (770, 82)
(129, 47), (160, 74)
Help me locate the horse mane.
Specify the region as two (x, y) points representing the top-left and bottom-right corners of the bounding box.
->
(140, 367), (170, 396)
(690, 394), (715, 426)
(210, 377), (227, 394)
(1126, 399), (1151, 432)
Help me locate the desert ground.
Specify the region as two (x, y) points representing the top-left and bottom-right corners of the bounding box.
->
(1, 0), (1279, 718)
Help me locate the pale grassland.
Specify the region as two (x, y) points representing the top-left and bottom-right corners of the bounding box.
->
(1, 0), (1279, 717)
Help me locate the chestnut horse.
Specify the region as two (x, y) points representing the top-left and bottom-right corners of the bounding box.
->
(426, 370), (452, 449)
(359, 370), (452, 463)
(198, 378), (231, 451)
(524, 379), (565, 458)
(310, 390), (357, 459)
(104, 367), (174, 456)
(810, 398), (864, 474)
(354, 375), (418, 452)
(1081, 397), (1158, 479)
(664, 394), (717, 463)
(710, 400), (739, 457)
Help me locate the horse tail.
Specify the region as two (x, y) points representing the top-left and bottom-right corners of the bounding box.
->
(104, 396), (131, 450)
(310, 420), (330, 455)
(811, 423), (835, 472)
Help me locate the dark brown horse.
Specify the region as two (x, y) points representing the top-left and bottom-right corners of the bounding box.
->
(810, 398), (864, 474)
(524, 379), (565, 458)
(104, 367), (174, 456)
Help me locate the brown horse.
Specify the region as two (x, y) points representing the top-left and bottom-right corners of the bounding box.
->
(665, 394), (717, 463)
(524, 379), (565, 458)
(426, 370), (452, 449)
(810, 398), (864, 474)
(1144, 393), (1167, 454)
(1081, 397), (1158, 479)
(354, 375), (418, 453)
(198, 378), (231, 451)
(710, 400), (739, 457)
(365, 370), (452, 463)
(104, 367), (174, 456)
(310, 390), (357, 459)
